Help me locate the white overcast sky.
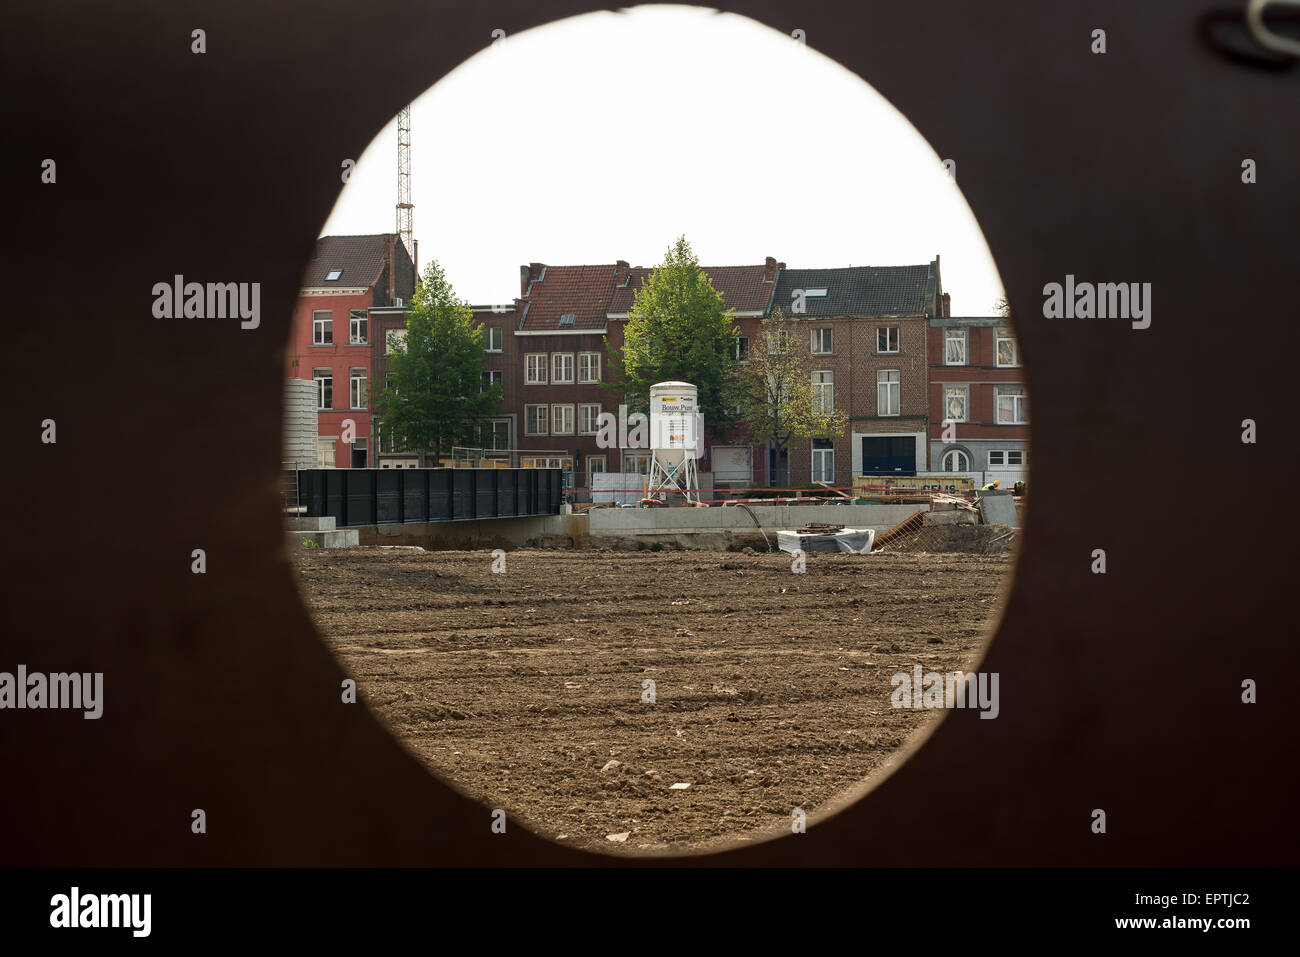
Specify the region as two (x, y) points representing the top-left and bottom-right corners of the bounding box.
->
(322, 4), (1004, 314)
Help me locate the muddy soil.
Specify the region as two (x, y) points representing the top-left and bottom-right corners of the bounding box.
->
(292, 547), (1012, 855)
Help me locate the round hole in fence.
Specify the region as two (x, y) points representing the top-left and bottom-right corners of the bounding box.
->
(284, 4), (1025, 857)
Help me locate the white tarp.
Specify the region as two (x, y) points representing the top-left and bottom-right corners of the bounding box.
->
(777, 528), (876, 555)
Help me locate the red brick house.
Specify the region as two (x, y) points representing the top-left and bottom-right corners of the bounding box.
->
(927, 315), (1028, 486)
(287, 234), (414, 468)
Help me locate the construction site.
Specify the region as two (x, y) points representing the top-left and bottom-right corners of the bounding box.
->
(281, 96), (1028, 853)
(289, 438), (1021, 854)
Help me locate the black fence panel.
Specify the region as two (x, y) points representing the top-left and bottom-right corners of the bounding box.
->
(296, 468), (562, 527)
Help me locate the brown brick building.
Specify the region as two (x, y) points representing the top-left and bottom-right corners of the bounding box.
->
(764, 260), (947, 487)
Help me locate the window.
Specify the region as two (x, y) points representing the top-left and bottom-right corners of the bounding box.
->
(577, 352), (601, 383)
(877, 370), (900, 416)
(522, 456), (572, 470)
(877, 327), (900, 353)
(578, 403), (601, 435)
(811, 328), (833, 354)
(325, 268), (343, 282)
(483, 419), (510, 451)
(734, 337), (750, 362)
(944, 385), (968, 423)
(942, 449), (971, 472)
(767, 329), (789, 354)
(551, 404), (575, 435)
(313, 368), (333, 409)
(551, 353), (574, 384)
(483, 327), (503, 352)
(377, 426), (406, 454)
(989, 449), (1026, 469)
(349, 310), (367, 344)
(349, 368), (367, 409)
(312, 311), (333, 345)
(622, 452), (650, 474)
(944, 328), (966, 365)
(385, 328), (407, 354)
(524, 354), (547, 385)
(350, 437), (367, 468)
(317, 438), (336, 467)
(559, 313), (577, 327)
(812, 371), (834, 414)
(812, 438), (835, 483)
(586, 455), (606, 479)
(481, 369), (503, 392)
(995, 385), (1028, 424)
(525, 404), (548, 435)
(996, 329), (1020, 367)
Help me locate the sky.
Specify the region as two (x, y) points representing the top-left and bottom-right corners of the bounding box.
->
(321, 4), (1004, 314)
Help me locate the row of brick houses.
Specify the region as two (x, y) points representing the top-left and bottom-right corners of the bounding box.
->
(286, 234), (1028, 490)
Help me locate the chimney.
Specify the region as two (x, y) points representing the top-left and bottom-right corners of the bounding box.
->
(614, 260), (629, 285)
(942, 292), (951, 317)
(520, 265), (532, 298)
(764, 256), (779, 282)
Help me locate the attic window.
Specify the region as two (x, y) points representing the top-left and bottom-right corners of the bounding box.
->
(559, 313), (576, 327)
(325, 269), (343, 281)
(805, 289), (828, 297)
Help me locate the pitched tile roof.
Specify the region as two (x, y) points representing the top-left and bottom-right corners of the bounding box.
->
(606, 265), (775, 316)
(770, 264), (937, 317)
(303, 234), (398, 288)
(517, 264), (619, 331)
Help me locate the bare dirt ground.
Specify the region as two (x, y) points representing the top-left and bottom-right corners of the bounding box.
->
(292, 546), (1012, 856)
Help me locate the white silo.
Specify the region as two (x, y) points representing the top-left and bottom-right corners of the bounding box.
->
(647, 381), (703, 502)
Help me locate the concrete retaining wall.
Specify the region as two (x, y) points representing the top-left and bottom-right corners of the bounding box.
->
(357, 512), (588, 549)
(335, 503), (932, 551)
(587, 503), (927, 549)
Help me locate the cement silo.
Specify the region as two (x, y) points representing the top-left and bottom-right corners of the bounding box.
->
(647, 381), (703, 502)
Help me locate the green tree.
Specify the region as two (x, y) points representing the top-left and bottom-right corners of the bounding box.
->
(739, 308), (848, 488)
(608, 236), (740, 431)
(369, 261), (501, 466)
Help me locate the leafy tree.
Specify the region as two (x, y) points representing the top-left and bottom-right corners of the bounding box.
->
(369, 260), (501, 466)
(608, 236), (740, 431)
(993, 295), (1011, 317)
(739, 308), (848, 487)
